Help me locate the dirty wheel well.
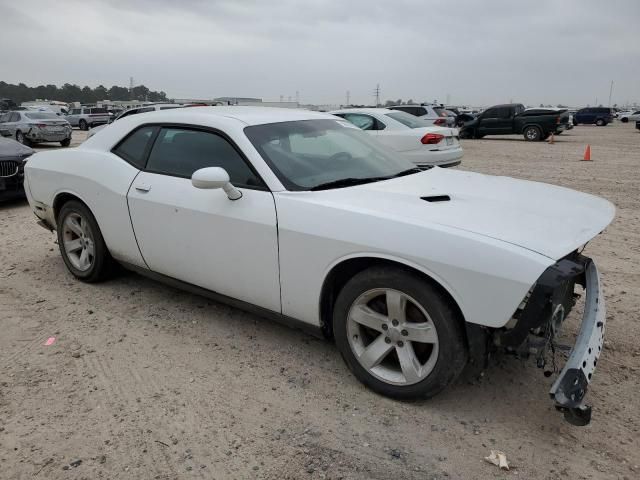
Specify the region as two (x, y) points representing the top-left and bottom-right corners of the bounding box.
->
(320, 257), (467, 340)
(53, 193), (87, 221)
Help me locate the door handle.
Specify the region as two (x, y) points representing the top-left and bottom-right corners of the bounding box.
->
(135, 183), (151, 192)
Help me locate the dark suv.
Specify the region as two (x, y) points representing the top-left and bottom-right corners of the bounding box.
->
(573, 107), (614, 126)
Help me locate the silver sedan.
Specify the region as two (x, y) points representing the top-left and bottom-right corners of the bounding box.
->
(0, 111), (72, 147)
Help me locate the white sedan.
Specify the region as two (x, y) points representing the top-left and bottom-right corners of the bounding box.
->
(618, 110), (640, 123)
(24, 107), (614, 425)
(331, 108), (463, 168)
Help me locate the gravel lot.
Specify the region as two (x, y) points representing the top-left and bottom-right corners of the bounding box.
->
(1, 123), (639, 479)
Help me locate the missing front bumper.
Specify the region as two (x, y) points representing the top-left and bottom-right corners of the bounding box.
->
(549, 260), (605, 425)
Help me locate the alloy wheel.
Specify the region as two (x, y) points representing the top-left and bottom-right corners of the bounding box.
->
(62, 212), (95, 271)
(346, 288), (439, 386)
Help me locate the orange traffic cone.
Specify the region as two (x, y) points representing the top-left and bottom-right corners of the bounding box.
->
(582, 145), (591, 161)
(548, 133), (555, 144)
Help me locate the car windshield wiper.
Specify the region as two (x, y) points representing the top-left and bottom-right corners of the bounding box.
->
(309, 176), (388, 191)
(310, 168), (424, 191)
(391, 167), (424, 177)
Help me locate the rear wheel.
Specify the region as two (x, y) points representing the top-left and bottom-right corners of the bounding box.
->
(79, 119), (88, 131)
(56, 200), (115, 282)
(620, 117), (629, 123)
(595, 119), (606, 126)
(523, 125), (542, 141)
(16, 130), (31, 146)
(60, 138), (71, 147)
(333, 266), (467, 399)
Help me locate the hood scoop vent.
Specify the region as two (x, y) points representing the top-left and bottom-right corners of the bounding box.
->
(421, 195), (451, 203)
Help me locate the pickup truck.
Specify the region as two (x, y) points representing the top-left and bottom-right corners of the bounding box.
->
(459, 103), (570, 141)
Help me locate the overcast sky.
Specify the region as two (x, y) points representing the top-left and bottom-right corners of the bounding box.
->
(2, 0), (639, 107)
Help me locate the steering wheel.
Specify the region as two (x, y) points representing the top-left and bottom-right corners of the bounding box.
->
(328, 152), (353, 162)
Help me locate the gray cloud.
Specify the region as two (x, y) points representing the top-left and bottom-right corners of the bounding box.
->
(1, 0), (638, 106)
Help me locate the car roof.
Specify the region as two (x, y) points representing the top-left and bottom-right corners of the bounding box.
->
(330, 108), (394, 115)
(138, 106), (335, 126)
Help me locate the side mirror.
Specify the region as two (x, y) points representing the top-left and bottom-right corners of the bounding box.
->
(191, 167), (242, 200)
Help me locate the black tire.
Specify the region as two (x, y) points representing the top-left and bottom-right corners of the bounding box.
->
(473, 130), (484, 139)
(620, 117), (629, 123)
(60, 138), (71, 147)
(79, 119), (88, 131)
(595, 119), (606, 126)
(333, 266), (467, 400)
(16, 130), (31, 147)
(459, 129), (471, 139)
(56, 200), (115, 282)
(573, 119), (578, 126)
(523, 125), (541, 141)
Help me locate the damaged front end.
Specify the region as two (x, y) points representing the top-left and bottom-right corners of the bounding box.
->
(496, 252), (606, 426)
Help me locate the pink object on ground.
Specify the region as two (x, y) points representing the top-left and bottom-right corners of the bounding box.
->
(44, 337), (56, 346)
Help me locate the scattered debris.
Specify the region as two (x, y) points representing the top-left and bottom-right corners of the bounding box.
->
(44, 337), (56, 346)
(484, 450), (509, 470)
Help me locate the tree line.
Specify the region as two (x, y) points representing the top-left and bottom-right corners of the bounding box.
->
(0, 81), (168, 104)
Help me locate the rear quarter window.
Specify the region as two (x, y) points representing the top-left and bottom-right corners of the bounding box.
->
(112, 126), (157, 169)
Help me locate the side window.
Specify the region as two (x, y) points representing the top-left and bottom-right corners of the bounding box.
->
(342, 114), (378, 131)
(496, 107), (512, 119)
(415, 107), (427, 116)
(10, 112), (21, 122)
(137, 107), (154, 113)
(112, 126), (157, 169)
(483, 108), (498, 119)
(71, 109), (81, 115)
(146, 128), (262, 187)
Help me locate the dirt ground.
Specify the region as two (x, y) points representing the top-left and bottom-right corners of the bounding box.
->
(1, 123), (639, 479)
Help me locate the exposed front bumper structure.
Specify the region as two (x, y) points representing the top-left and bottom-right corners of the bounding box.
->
(499, 253), (605, 426)
(549, 260), (605, 425)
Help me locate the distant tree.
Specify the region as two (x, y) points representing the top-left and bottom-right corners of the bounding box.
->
(0, 81), (169, 104)
(383, 100), (394, 107)
(406, 99), (415, 104)
(556, 104), (568, 108)
(539, 103), (544, 107)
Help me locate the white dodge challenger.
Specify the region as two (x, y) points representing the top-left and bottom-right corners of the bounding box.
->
(24, 107), (614, 425)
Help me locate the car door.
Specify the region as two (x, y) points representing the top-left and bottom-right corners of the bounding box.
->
(477, 108), (501, 134)
(126, 125), (282, 312)
(493, 107), (514, 134)
(66, 108), (81, 126)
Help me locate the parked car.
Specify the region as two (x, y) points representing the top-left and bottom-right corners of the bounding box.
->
(0, 111), (72, 147)
(459, 104), (570, 141)
(23, 107), (614, 425)
(0, 98), (18, 112)
(331, 108), (463, 168)
(0, 137), (33, 201)
(573, 107), (614, 126)
(636, 120), (640, 131)
(618, 110), (640, 123)
(65, 106), (111, 130)
(87, 104), (184, 138)
(388, 104), (454, 127)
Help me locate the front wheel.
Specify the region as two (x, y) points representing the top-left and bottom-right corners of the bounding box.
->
(56, 200), (115, 282)
(595, 119), (606, 126)
(333, 266), (467, 399)
(523, 126), (542, 141)
(620, 117), (629, 123)
(79, 119), (88, 131)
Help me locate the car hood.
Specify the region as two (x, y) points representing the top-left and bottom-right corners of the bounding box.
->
(307, 168), (615, 260)
(0, 137), (34, 158)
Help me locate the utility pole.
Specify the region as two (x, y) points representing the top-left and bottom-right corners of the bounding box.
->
(295, 90), (300, 104)
(129, 76), (134, 100)
(373, 84), (380, 107)
(346, 90), (350, 106)
(608, 80), (614, 107)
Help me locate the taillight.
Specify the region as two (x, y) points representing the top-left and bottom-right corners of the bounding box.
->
(433, 118), (446, 126)
(421, 133), (444, 144)
(35, 123), (47, 128)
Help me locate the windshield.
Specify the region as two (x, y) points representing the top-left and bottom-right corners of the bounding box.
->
(244, 119), (416, 191)
(25, 112), (59, 120)
(384, 111), (431, 129)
